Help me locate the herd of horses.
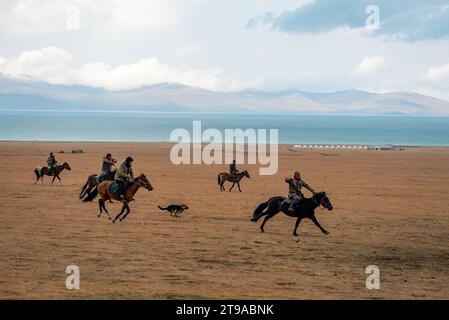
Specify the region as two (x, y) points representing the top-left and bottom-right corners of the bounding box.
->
(34, 160), (334, 236)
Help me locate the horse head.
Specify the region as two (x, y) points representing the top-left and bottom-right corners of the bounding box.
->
(242, 170), (250, 178)
(315, 192), (333, 211)
(62, 162), (72, 170)
(135, 173), (153, 191)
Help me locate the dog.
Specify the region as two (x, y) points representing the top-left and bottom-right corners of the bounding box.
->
(157, 204), (189, 217)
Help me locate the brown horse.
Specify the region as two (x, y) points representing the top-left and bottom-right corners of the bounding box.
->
(34, 162), (71, 184)
(97, 174), (153, 223)
(217, 170), (250, 192)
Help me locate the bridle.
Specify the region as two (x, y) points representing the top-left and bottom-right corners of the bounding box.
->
(134, 177), (151, 190)
(313, 194), (331, 209)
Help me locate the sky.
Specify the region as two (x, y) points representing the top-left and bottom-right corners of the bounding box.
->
(0, 0), (449, 100)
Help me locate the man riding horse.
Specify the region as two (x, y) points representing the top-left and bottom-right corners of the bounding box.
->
(114, 156), (134, 201)
(98, 153), (117, 183)
(230, 159), (239, 176)
(47, 152), (57, 176)
(286, 171), (317, 213)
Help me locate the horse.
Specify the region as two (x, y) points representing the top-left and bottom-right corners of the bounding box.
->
(97, 174), (153, 223)
(251, 192), (333, 236)
(217, 170), (250, 192)
(34, 162), (72, 184)
(79, 171), (116, 201)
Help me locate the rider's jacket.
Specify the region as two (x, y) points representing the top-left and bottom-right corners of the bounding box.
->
(285, 177), (314, 198)
(47, 156), (57, 167)
(230, 163), (239, 175)
(115, 161), (134, 182)
(101, 158), (116, 175)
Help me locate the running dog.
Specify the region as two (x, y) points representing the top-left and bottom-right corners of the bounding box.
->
(157, 204), (189, 217)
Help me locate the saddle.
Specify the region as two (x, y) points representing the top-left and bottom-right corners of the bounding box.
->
(280, 198), (292, 208)
(108, 181), (124, 194)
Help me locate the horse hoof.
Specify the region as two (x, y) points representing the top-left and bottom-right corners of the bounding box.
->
(260, 229), (265, 233)
(293, 233), (299, 237)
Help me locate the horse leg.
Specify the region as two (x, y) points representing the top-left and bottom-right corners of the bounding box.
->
(51, 175), (56, 184)
(310, 216), (329, 234)
(229, 182), (235, 192)
(237, 181), (241, 192)
(101, 200), (111, 220)
(120, 204), (131, 222)
(293, 217), (302, 236)
(260, 209), (280, 233)
(57, 175), (62, 185)
(113, 202), (127, 223)
(98, 199), (103, 217)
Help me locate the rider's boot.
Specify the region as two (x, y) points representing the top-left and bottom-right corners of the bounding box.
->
(288, 202), (295, 213)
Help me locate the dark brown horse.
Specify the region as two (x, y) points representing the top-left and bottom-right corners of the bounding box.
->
(97, 174), (153, 223)
(79, 171), (116, 201)
(34, 162), (71, 184)
(251, 192), (333, 236)
(218, 170), (250, 192)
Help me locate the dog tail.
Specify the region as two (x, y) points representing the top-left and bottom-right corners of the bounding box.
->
(157, 205), (168, 211)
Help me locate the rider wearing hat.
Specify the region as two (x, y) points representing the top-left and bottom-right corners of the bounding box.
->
(285, 171), (316, 213)
(114, 156), (134, 200)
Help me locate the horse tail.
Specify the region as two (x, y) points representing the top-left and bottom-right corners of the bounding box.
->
(83, 186), (98, 202)
(34, 167), (41, 178)
(157, 205), (168, 211)
(217, 174), (221, 185)
(79, 181), (89, 198)
(252, 201), (269, 222)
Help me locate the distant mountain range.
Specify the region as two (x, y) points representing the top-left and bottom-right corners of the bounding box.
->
(1, 73), (448, 115)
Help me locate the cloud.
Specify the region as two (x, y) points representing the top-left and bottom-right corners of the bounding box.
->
(354, 56), (385, 75)
(248, 0), (449, 41)
(0, 47), (232, 91)
(426, 63), (449, 81)
(0, 47), (73, 79)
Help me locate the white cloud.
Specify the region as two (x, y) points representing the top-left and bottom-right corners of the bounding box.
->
(354, 56), (385, 75)
(0, 47), (73, 79)
(426, 63), (449, 81)
(0, 47), (231, 91)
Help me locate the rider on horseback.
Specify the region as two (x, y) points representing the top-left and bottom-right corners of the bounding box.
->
(114, 156), (134, 201)
(98, 153), (116, 183)
(230, 160), (239, 176)
(47, 152), (57, 176)
(286, 171), (316, 213)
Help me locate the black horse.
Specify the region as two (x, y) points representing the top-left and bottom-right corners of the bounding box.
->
(80, 171), (116, 202)
(251, 192), (333, 236)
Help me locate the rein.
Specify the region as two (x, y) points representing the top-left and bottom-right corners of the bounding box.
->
(312, 195), (325, 209)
